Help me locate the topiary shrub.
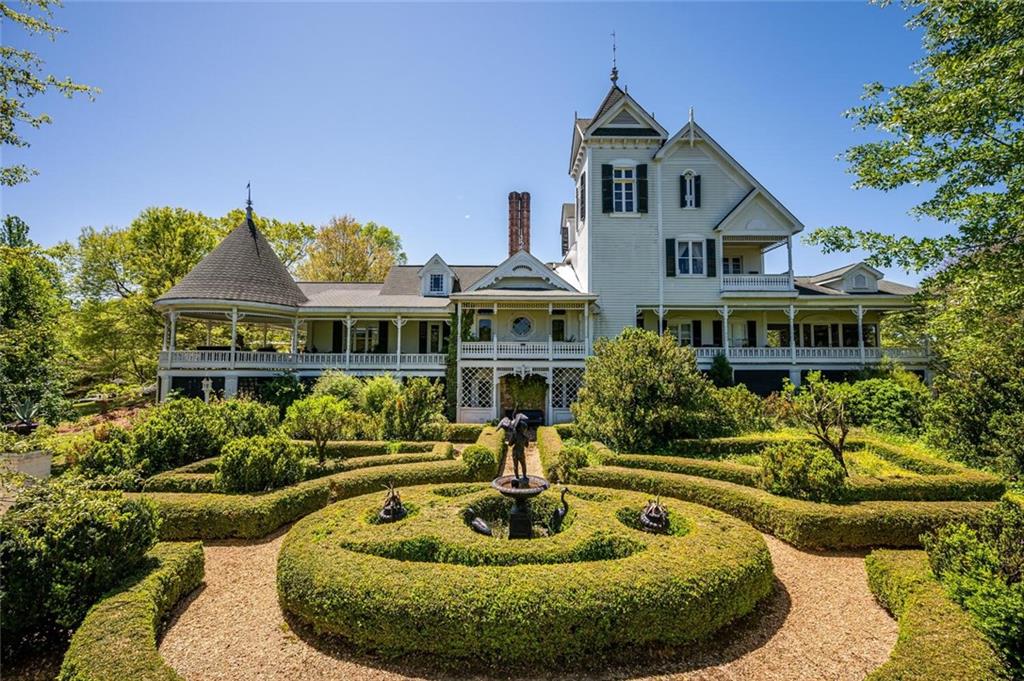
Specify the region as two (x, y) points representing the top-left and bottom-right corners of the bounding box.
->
(846, 376), (929, 436)
(312, 370), (365, 404)
(216, 434), (306, 493)
(380, 377), (446, 441)
(461, 444), (498, 480)
(708, 351), (734, 387)
(924, 496), (1023, 675)
(758, 441), (847, 503)
(216, 398), (279, 438)
(712, 385), (775, 434)
(0, 476), (159, 661)
(572, 328), (729, 452)
(284, 394), (357, 465)
(258, 371), (305, 417)
(131, 398), (227, 476)
(361, 374), (400, 414)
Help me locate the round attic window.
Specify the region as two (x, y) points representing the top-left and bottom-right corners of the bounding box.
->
(511, 316), (533, 338)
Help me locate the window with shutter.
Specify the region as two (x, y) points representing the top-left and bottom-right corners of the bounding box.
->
(637, 164), (648, 213)
(664, 239), (676, 277)
(601, 164), (613, 213)
(579, 172), (587, 222)
(612, 167), (636, 212)
(681, 172), (697, 208)
(676, 239), (705, 275)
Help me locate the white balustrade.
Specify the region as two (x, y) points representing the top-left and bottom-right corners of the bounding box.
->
(720, 273), (793, 291)
(160, 350), (445, 370)
(459, 341), (586, 359)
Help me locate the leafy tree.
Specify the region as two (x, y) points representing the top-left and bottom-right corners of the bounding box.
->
(297, 215), (407, 282)
(362, 374), (400, 414)
(572, 328), (726, 452)
(0, 224), (72, 423)
(216, 434), (305, 493)
(1, 215), (29, 247)
(284, 394), (354, 465)
(804, 1), (1024, 476)
(783, 372), (850, 471)
(1, 0), (97, 186)
(380, 377), (446, 441)
(312, 370), (364, 404)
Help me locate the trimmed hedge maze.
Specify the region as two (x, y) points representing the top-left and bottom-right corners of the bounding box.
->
(539, 427), (999, 550)
(58, 541), (204, 681)
(140, 432), (504, 540)
(865, 549), (1005, 680)
(277, 483), (774, 666)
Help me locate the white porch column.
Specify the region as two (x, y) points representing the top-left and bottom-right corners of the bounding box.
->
(584, 303), (591, 356)
(787, 305), (797, 364)
(159, 374), (171, 402)
(205, 321), (212, 346)
(169, 311), (178, 352)
(394, 315), (404, 372)
(345, 316), (353, 370)
(856, 305), (866, 365)
(548, 304), (553, 361)
(456, 303), (463, 360)
(224, 375), (238, 399)
(720, 305), (730, 357)
(786, 235), (794, 289)
(161, 316), (168, 351)
(544, 369), (553, 427)
(492, 367), (500, 422)
(229, 307), (237, 369)
(492, 303), (498, 359)
(290, 317), (299, 356)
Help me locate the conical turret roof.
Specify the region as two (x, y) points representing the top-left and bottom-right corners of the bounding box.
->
(155, 217), (307, 307)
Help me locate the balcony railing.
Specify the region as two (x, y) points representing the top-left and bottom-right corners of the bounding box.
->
(460, 341), (587, 360)
(694, 346), (927, 363)
(159, 350), (446, 371)
(720, 273), (793, 292)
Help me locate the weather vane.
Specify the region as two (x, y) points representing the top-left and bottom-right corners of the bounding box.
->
(610, 30), (619, 85)
(245, 182), (253, 223)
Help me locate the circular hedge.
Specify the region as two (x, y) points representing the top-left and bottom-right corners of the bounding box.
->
(277, 483), (773, 666)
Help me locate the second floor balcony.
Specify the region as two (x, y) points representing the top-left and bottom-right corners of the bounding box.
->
(159, 349), (447, 371)
(460, 340), (587, 360)
(720, 272), (794, 292)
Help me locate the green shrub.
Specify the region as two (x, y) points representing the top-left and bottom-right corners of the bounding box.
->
(575, 464), (995, 550)
(216, 435), (306, 493)
(846, 376), (929, 436)
(257, 371), (305, 417)
(572, 328), (730, 451)
(536, 426), (588, 483)
(74, 424), (137, 478)
(361, 374), (400, 413)
(277, 484), (773, 666)
(865, 549), (1006, 680)
(461, 444), (498, 480)
(310, 439), (436, 458)
(924, 497), (1023, 675)
(784, 371), (850, 468)
(284, 394), (357, 465)
(379, 377), (446, 441)
(612, 453), (760, 487)
(759, 441), (847, 503)
(712, 385), (775, 434)
(58, 541), (204, 681)
(0, 477), (159, 660)
(215, 398), (279, 438)
(311, 370), (364, 404)
(132, 398), (227, 475)
(553, 423), (576, 440)
(708, 351), (734, 387)
(444, 422), (484, 443)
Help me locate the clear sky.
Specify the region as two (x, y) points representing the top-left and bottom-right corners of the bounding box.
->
(4, 1), (941, 283)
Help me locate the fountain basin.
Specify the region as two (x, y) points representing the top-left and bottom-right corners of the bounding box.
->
(491, 474), (549, 539)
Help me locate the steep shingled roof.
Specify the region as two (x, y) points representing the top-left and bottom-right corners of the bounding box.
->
(155, 219), (307, 307)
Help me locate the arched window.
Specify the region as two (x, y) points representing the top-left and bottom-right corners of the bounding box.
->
(853, 273), (867, 289)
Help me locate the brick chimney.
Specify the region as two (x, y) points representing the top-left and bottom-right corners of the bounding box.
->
(507, 191), (531, 256)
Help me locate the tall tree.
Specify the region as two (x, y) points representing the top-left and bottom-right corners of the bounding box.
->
(297, 216), (406, 282)
(1, 0), (97, 186)
(805, 0), (1024, 476)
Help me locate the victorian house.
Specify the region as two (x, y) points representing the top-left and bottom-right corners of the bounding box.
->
(154, 74), (926, 423)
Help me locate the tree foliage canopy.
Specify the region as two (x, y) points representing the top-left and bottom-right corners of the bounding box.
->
(297, 216), (406, 282)
(1, 0), (97, 186)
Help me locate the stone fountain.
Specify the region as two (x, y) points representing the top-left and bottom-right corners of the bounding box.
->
(492, 413), (549, 539)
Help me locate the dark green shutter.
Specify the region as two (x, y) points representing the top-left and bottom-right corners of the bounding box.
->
(665, 239), (676, 277)
(635, 312), (644, 329)
(692, 321), (703, 347)
(637, 164), (648, 213)
(706, 238), (717, 277)
(746, 320), (757, 347)
(680, 175), (687, 208)
(442, 321), (450, 352)
(418, 322), (427, 353)
(713, 320), (723, 347)
(579, 172), (587, 221)
(601, 164), (613, 213)
(377, 320), (389, 354)
(331, 321), (344, 353)
(694, 175), (702, 208)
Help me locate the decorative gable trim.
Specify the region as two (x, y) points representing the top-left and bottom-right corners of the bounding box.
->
(417, 254), (456, 297)
(585, 91), (668, 139)
(464, 250), (579, 293)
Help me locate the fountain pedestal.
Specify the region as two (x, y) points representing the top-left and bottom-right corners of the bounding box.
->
(491, 475), (549, 539)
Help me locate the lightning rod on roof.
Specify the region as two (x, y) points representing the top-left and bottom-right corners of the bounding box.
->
(245, 182), (253, 223)
(689, 107), (695, 146)
(610, 30), (619, 85)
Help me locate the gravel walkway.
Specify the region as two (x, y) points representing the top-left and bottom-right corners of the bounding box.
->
(159, 525), (896, 681)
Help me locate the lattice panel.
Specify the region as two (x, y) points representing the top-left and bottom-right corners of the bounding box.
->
(460, 366), (494, 408)
(551, 367), (584, 409)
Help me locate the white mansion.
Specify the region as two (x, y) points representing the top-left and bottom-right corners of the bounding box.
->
(154, 77), (926, 424)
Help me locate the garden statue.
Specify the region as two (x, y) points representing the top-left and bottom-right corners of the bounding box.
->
(639, 496), (669, 533)
(378, 480), (407, 523)
(549, 487), (570, 533)
(465, 507), (493, 536)
(497, 412), (530, 484)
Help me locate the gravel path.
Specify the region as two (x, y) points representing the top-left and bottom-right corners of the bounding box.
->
(159, 527), (896, 681)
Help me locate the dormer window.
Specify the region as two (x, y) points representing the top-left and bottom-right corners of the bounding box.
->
(429, 273), (445, 294)
(612, 167), (635, 213)
(681, 171), (701, 209)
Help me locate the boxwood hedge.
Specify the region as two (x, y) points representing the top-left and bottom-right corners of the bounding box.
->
(292, 439), (437, 458)
(865, 549), (1006, 680)
(58, 541), (204, 681)
(277, 484), (773, 666)
(575, 465), (995, 550)
(443, 423), (485, 443)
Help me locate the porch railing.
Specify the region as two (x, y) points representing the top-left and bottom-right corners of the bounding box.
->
(720, 273), (793, 291)
(692, 346), (927, 363)
(460, 341), (586, 360)
(159, 351), (446, 371)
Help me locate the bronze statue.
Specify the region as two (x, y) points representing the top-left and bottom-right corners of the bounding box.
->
(497, 413), (530, 483)
(549, 487), (570, 533)
(378, 480), (407, 523)
(639, 496), (669, 533)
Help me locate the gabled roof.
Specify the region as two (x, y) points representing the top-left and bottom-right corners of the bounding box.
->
(570, 83), (667, 174)
(417, 253), (454, 278)
(657, 120), (804, 233)
(155, 218), (307, 308)
(805, 262), (884, 285)
(714, 187), (801, 235)
(464, 250), (581, 294)
(379, 265), (492, 295)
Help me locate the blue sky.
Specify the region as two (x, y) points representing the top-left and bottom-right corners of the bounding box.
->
(4, 2), (939, 283)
